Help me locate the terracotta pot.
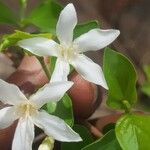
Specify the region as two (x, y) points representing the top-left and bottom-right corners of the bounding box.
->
(93, 111), (144, 133)
(0, 122), (16, 150)
(68, 71), (103, 119)
(7, 56), (48, 94)
(93, 114), (121, 133)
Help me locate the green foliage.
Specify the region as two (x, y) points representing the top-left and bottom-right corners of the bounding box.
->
(116, 114), (150, 150)
(141, 65), (150, 97)
(82, 130), (121, 150)
(19, 0), (27, 6)
(143, 65), (150, 81)
(102, 123), (116, 134)
(26, 0), (62, 33)
(141, 83), (150, 97)
(0, 1), (17, 25)
(47, 94), (74, 127)
(49, 56), (57, 75)
(0, 30), (52, 51)
(104, 48), (137, 110)
(74, 21), (99, 39)
(61, 125), (94, 150)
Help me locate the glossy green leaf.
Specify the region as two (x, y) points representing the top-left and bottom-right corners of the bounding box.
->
(61, 125), (94, 150)
(82, 130), (121, 150)
(116, 114), (150, 150)
(47, 94), (74, 126)
(74, 21), (99, 39)
(0, 30), (52, 51)
(103, 48), (137, 110)
(26, 0), (62, 33)
(0, 1), (17, 25)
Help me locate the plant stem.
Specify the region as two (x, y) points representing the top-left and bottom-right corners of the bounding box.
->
(19, 0), (27, 29)
(37, 57), (51, 80)
(122, 100), (131, 113)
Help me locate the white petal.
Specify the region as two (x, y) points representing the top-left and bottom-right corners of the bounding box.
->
(18, 37), (59, 57)
(0, 79), (27, 105)
(0, 107), (16, 129)
(33, 111), (82, 142)
(12, 117), (34, 150)
(71, 54), (108, 89)
(56, 3), (77, 44)
(74, 29), (120, 52)
(30, 81), (73, 108)
(50, 59), (70, 82)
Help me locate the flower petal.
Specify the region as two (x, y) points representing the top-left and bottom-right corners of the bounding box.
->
(30, 81), (73, 108)
(0, 79), (27, 105)
(12, 117), (34, 150)
(33, 111), (82, 142)
(71, 54), (108, 89)
(74, 29), (120, 52)
(18, 37), (59, 57)
(56, 3), (77, 44)
(50, 59), (70, 82)
(0, 107), (16, 129)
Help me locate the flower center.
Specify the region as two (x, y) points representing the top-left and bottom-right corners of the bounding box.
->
(16, 102), (37, 118)
(58, 44), (75, 62)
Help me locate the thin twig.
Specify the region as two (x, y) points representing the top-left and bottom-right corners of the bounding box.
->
(37, 56), (51, 80)
(85, 121), (103, 138)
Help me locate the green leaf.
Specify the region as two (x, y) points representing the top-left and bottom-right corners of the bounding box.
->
(141, 65), (150, 97)
(102, 123), (116, 134)
(26, 0), (99, 36)
(0, 30), (52, 51)
(61, 125), (94, 150)
(49, 56), (57, 75)
(103, 48), (137, 110)
(26, 0), (62, 33)
(82, 130), (121, 150)
(116, 114), (150, 150)
(143, 65), (150, 81)
(74, 21), (99, 39)
(0, 1), (17, 25)
(47, 94), (74, 126)
(141, 82), (150, 97)
(19, 0), (27, 6)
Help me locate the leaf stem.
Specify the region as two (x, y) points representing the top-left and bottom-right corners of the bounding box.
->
(19, 0), (27, 28)
(37, 57), (51, 80)
(122, 100), (131, 113)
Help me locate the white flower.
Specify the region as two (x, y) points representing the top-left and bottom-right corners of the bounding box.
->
(0, 79), (82, 150)
(18, 3), (120, 89)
